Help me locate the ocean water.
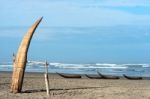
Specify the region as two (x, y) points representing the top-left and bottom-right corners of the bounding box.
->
(0, 61), (150, 77)
(1, 27), (150, 77)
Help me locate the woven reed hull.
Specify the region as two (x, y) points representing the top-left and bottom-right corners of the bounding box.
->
(56, 72), (81, 78)
(11, 17), (43, 93)
(97, 71), (120, 79)
(85, 74), (102, 79)
(123, 74), (142, 80)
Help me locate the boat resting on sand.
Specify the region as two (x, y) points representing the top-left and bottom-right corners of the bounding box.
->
(97, 71), (120, 79)
(56, 72), (82, 78)
(123, 74), (142, 80)
(85, 74), (102, 79)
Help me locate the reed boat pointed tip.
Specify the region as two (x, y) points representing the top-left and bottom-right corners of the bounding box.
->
(40, 16), (43, 19)
(37, 17), (43, 22)
(39, 17), (43, 21)
(33, 17), (43, 27)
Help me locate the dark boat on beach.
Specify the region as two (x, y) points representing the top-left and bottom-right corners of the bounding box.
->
(85, 74), (102, 79)
(56, 72), (82, 78)
(123, 74), (142, 80)
(97, 71), (120, 79)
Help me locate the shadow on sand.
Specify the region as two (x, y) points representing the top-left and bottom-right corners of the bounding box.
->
(22, 87), (102, 93)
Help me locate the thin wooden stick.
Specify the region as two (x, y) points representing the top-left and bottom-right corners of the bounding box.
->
(12, 53), (16, 63)
(44, 61), (50, 97)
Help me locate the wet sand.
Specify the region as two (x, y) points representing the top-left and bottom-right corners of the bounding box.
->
(0, 71), (150, 99)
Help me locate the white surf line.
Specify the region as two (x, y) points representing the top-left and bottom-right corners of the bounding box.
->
(56, 67), (127, 69)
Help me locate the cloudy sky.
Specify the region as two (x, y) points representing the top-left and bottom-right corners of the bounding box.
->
(1, 0), (150, 63)
(1, 0), (150, 27)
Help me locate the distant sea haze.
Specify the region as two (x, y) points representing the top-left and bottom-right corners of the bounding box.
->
(1, 26), (150, 63)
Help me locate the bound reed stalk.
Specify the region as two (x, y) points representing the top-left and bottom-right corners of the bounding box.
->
(44, 61), (50, 97)
(11, 17), (43, 93)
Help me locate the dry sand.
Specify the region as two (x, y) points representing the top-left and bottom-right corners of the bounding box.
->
(0, 71), (150, 99)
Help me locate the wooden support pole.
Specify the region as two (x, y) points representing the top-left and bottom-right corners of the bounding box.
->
(44, 61), (50, 97)
(12, 53), (16, 63)
(11, 17), (43, 93)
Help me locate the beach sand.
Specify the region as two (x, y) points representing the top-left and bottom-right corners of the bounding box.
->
(0, 71), (150, 99)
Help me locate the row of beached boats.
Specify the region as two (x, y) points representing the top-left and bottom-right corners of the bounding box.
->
(56, 71), (143, 80)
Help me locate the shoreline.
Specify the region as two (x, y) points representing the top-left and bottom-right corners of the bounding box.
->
(1, 71), (150, 79)
(0, 71), (150, 99)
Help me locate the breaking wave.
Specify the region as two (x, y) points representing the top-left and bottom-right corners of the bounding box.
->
(0, 61), (150, 77)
